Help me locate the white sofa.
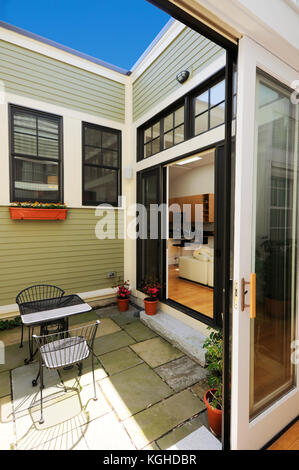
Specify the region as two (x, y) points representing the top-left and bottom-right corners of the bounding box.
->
(178, 247), (214, 287)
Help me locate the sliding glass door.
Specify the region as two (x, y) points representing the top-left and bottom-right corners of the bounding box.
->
(231, 36), (299, 449)
(250, 74), (298, 418)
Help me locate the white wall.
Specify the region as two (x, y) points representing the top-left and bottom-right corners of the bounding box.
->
(169, 163), (214, 198)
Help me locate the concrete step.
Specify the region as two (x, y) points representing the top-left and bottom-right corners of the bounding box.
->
(140, 310), (207, 367)
(167, 426), (221, 450)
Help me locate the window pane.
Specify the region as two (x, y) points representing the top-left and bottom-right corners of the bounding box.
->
(14, 157), (59, 201)
(85, 126), (101, 147)
(210, 80), (225, 106)
(174, 125), (184, 145)
(102, 149), (118, 167)
(164, 131), (173, 150)
(195, 90), (209, 115)
(175, 106), (184, 127)
(102, 131), (118, 150)
(38, 117), (59, 139)
(38, 137), (59, 159)
(83, 166), (118, 204)
(152, 122), (160, 139)
(14, 132), (37, 156)
(14, 112), (36, 135)
(210, 103), (225, 128)
(144, 127), (152, 143)
(152, 137), (160, 154)
(164, 113), (173, 133)
(144, 142), (152, 158)
(85, 147), (101, 165)
(250, 75), (298, 418)
(194, 112), (208, 135)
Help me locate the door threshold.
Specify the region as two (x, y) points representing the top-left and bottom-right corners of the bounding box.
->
(162, 298), (217, 327)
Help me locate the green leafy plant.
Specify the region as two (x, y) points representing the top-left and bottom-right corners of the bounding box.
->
(0, 316), (22, 331)
(203, 327), (223, 410)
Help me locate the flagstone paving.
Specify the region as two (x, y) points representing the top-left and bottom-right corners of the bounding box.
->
(123, 389), (205, 449)
(123, 321), (157, 342)
(99, 346), (143, 376)
(93, 330), (136, 356)
(156, 412), (209, 450)
(154, 355), (208, 392)
(130, 337), (184, 368)
(0, 304), (212, 450)
(100, 363), (173, 420)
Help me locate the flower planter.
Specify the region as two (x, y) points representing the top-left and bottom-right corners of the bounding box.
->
(117, 298), (129, 312)
(144, 298), (159, 316)
(204, 389), (222, 437)
(9, 207), (68, 220)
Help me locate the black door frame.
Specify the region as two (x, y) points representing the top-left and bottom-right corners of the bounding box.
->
(162, 142), (225, 329)
(146, 0), (238, 450)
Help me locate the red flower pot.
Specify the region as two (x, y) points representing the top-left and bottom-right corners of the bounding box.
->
(9, 207), (67, 220)
(144, 298), (159, 316)
(204, 389), (222, 437)
(117, 298), (129, 312)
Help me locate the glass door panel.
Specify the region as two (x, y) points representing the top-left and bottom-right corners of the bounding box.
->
(250, 72), (299, 418)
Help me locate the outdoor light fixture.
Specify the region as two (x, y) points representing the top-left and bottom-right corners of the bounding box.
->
(176, 70), (190, 84)
(124, 167), (133, 179)
(176, 156), (202, 165)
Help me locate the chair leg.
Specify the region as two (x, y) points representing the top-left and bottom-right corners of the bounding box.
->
(57, 369), (67, 393)
(19, 324), (24, 348)
(92, 353), (97, 401)
(39, 362), (44, 425)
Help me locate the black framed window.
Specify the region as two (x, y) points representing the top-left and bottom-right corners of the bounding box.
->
(137, 70), (229, 162)
(10, 105), (62, 202)
(163, 105), (185, 150)
(82, 122), (121, 206)
(141, 101), (185, 159)
(193, 79), (225, 136)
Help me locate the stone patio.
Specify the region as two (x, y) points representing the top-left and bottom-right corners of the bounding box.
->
(0, 304), (212, 450)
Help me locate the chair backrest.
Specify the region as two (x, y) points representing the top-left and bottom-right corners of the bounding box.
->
(16, 285), (65, 315)
(33, 321), (100, 368)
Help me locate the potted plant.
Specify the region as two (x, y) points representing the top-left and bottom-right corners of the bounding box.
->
(142, 279), (161, 316)
(115, 280), (131, 312)
(203, 327), (223, 437)
(9, 202), (68, 220)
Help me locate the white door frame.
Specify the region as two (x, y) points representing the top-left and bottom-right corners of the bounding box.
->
(231, 35), (299, 450)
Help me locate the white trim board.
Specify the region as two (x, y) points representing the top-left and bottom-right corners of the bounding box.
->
(0, 287), (117, 320)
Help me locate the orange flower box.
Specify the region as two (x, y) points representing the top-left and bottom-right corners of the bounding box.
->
(9, 207), (68, 220)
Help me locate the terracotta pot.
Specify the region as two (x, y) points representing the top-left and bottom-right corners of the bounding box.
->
(9, 207), (68, 220)
(144, 298), (159, 316)
(117, 298), (129, 312)
(204, 389), (222, 437)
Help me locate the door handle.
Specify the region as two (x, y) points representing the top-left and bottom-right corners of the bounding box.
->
(241, 273), (256, 319)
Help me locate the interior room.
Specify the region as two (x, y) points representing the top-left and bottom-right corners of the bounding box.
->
(167, 149), (215, 318)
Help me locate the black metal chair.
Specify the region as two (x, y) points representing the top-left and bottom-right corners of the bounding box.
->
(16, 284), (65, 350)
(33, 320), (100, 425)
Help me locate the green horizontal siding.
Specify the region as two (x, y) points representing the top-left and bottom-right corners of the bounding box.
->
(0, 40), (125, 122)
(133, 27), (224, 121)
(0, 207), (124, 306)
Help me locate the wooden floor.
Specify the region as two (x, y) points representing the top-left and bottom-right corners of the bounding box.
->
(168, 265), (213, 318)
(268, 420), (299, 450)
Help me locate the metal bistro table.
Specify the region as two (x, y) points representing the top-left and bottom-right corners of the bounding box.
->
(20, 294), (92, 385)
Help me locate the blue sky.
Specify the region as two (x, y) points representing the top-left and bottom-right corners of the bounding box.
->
(0, 0), (170, 70)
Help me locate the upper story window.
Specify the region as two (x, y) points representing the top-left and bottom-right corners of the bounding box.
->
(82, 122), (121, 206)
(193, 79), (225, 136)
(141, 102), (185, 160)
(10, 105), (62, 202)
(137, 70), (229, 162)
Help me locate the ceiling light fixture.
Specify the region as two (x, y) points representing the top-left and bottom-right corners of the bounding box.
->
(176, 156), (202, 166)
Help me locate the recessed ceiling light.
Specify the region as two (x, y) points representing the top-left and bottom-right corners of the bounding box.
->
(176, 156), (203, 165)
